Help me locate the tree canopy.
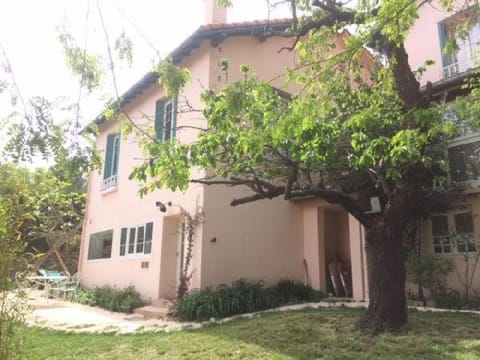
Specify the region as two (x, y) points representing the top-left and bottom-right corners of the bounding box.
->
(0, 163), (85, 273)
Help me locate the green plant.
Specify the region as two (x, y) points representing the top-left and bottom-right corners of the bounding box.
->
(449, 232), (480, 300)
(433, 287), (465, 309)
(0, 199), (26, 360)
(177, 205), (204, 300)
(273, 279), (323, 304)
(73, 285), (145, 313)
(433, 286), (480, 310)
(20, 309), (480, 359)
(405, 252), (453, 303)
(73, 288), (96, 306)
(173, 279), (325, 321)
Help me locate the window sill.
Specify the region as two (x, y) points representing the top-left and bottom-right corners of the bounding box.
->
(119, 254), (152, 260)
(433, 252), (478, 257)
(449, 132), (480, 147)
(100, 185), (118, 195)
(86, 257), (112, 262)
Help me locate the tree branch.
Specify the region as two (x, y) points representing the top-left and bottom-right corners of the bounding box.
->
(193, 175), (369, 224)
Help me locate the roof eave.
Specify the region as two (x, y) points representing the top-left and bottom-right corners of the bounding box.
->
(422, 68), (478, 101)
(87, 20), (295, 133)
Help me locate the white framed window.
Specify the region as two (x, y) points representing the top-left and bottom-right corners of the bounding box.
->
(431, 210), (477, 254)
(120, 222), (153, 257)
(88, 230), (113, 260)
(155, 98), (177, 141)
(101, 132), (121, 191)
(448, 132), (480, 185)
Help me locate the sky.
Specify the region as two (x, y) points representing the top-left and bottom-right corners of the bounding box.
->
(0, 0), (290, 124)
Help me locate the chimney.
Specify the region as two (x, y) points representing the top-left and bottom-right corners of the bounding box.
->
(204, 0), (227, 25)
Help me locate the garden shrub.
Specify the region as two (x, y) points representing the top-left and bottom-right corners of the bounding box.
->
(405, 252), (453, 303)
(74, 285), (145, 313)
(173, 279), (325, 321)
(73, 288), (96, 306)
(0, 200), (25, 360)
(273, 279), (323, 304)
(433, 287), (480, 310)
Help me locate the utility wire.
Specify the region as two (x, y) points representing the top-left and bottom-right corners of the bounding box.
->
(107, 0), (164, 61)
(74, 0), (91, 137)
(96, 0), (120, 99)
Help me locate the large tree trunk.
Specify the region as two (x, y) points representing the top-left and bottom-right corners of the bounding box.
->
(359, 189), (414, 333)
(360, 226), (407, 333)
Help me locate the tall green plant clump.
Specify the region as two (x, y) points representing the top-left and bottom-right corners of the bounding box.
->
(173, 279), (324, 321)
(0, 199), (26, 360)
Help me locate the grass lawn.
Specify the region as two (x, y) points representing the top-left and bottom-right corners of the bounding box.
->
(20, 308), (480, 359)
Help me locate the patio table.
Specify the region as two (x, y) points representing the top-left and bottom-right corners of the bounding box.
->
(26, 275), (69, 297)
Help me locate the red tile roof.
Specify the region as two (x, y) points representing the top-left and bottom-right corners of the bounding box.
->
(202, 18), (294, 31)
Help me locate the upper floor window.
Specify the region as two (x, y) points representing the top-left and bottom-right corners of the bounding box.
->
(102, 133), (121, 191)
(448, 133), (480, 184)
(442, 107), (480, 185)
(439, 9), (480, 79)
(431, 211), (477, 254)
(155, 98), (177, 141)
(120, 221), (153, 257)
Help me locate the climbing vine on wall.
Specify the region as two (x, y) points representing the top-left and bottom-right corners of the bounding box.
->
(177, 205), (204, 299)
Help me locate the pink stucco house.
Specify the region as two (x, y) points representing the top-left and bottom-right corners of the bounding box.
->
(78, 1), (369, 307)
(405, 0), (480, 296)
(79, 1), (480, 310)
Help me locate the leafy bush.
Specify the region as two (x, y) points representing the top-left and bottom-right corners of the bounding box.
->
(0, 200), (25, 360)
(405, 252), (453, 292)
(73, 288), (96, 306)
(173, 279), (324, 321)
(434, 287), (480, 310)
(73, 285), (145, 313)
(273, 279), (323, 304)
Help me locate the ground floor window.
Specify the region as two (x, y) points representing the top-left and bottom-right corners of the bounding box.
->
(88, 230), (113, 260)
(120, 222), (153, 256)
(431, 211), (477, 254)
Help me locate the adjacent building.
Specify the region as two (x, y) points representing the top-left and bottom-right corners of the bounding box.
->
(405, 0), (480, 295)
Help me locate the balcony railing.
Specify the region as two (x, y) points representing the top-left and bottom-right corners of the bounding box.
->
(101, 175), (118, 192)
(442, 62), (460, 79)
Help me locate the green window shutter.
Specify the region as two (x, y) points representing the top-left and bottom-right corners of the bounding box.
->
(155, 100), (165, 141)
(120, 228), (127, 256)
(103, 134), (115, 179)
(438, 21), (452, 67)
(172, 98), (178, 139)
(111, 133), (121, 176)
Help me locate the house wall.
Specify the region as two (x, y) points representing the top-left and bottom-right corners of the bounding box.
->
(201, 186), (305, 288)
(406, 1), (480, 297)
(198, 33), (373, 295)
(79, 44), (213, 301)
(199, 34), (305, 288)
(324, 210), (350, 264)
(299, 200), (367, 300)
(405, 0), (473, 85)
(207, 34), (298, 92)
(418, 196), (480, 296)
